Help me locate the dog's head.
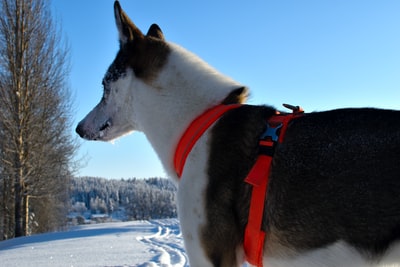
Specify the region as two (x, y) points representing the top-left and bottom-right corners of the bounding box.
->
(76, 1), (248, 143)
(76, 1), (169, 141)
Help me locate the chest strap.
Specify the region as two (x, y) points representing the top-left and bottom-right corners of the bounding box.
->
(244, 104), (303, 267)
(174, 104), (242, 178)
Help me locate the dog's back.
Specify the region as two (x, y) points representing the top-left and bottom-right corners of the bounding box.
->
(203, 106), (400, 266)
(269, 108), (400, 254)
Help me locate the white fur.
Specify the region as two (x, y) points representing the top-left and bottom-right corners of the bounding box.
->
(77, 73), (137, 141)
(265, 241), (400, 267)
(177, 132), (214, 267)
(125, 42), (242, 181)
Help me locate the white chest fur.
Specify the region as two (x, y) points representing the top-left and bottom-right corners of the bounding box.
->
(176, 131), (214, 267)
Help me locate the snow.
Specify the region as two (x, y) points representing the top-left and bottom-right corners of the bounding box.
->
(0, 219), (188, 267)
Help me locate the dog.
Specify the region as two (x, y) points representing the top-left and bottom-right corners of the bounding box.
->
(76, 1), (400, 266)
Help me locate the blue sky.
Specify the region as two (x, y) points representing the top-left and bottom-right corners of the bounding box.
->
(52, 1), (400, 179)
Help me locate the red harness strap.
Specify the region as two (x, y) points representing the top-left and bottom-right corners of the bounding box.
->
(174, 104), (242, 178)
(244, 105), (303, 267)
(173, 103), (303, 266)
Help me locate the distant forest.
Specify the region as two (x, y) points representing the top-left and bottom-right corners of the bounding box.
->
(69, 177), (177, 222)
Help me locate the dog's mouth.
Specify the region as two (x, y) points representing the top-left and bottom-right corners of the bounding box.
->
(76, 117), (115, 141)
(97, 120), (112, 140)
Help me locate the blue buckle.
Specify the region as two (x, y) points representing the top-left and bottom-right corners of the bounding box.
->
(260, 123), (282, 142)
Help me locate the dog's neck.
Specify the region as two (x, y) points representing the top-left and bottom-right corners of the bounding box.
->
(133, 43), (244, 181)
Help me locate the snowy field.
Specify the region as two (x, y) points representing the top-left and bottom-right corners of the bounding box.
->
(0, 219), (189, 267)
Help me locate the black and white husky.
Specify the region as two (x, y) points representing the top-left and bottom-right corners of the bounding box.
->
(76, 1), (400, 266)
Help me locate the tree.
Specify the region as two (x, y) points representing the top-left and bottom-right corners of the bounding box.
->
(0, 0), (77, 239)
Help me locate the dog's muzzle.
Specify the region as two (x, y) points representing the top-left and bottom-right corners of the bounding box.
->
(76, 119), (112, 141)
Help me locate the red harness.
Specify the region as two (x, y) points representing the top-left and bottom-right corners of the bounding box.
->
(173, 103), (303, 267)
(174, 104), (242, 177)
(244, 104), (304, 266)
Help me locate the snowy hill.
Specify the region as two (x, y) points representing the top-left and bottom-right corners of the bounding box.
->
(0, 219), (188, 267)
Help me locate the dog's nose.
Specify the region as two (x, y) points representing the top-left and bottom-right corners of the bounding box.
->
(75, 122), (86, 139)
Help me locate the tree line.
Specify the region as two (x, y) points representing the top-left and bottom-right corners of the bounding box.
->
(70, 177), (177, 222)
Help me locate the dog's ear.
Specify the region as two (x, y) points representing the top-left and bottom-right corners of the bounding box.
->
(114, 1), (144, 46)
(146, 24), (164, 40)
(222, 87), (249, 104)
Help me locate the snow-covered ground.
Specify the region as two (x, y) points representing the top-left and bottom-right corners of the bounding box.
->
(0, 219), (188, 267)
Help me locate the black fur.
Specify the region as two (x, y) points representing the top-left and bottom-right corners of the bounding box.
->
(202, 105), (276, 266)
(203, 105), (400, 266)
(146, 24), (164, 39)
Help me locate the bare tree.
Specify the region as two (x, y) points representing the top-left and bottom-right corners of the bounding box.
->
(0, 0), (77, 239)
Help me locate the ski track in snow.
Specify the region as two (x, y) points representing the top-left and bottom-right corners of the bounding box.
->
(136, 220), (188, 267)
(0, 218), (189, 267)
